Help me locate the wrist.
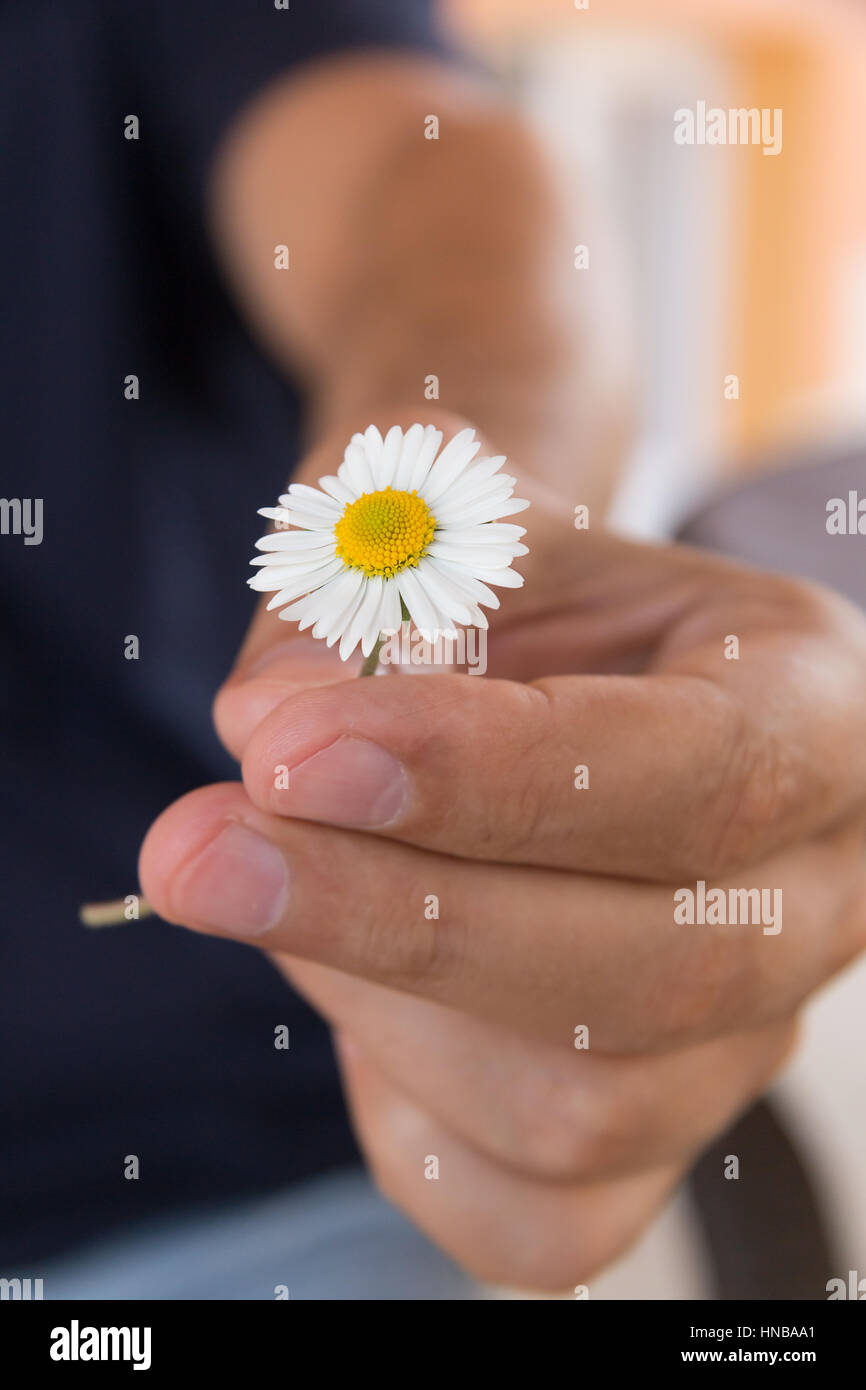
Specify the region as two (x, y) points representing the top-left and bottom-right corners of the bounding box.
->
(303, 375), (626, 517)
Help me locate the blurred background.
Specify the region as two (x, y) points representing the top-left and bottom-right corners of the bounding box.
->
(439, 0), (866, 1299)
(446, 0), (866, 535)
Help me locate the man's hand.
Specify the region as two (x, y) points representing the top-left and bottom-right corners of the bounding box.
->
(140, 426), (866, 1291)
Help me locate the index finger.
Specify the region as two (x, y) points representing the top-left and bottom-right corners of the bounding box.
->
(234, 559), (866, 882)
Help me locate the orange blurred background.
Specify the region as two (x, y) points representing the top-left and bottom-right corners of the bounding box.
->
(443, 0), (866, 531)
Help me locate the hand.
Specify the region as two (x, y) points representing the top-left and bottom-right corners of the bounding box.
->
(140, 432), (866, 1291)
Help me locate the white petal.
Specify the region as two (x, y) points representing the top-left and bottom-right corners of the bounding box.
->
(255, 529), (333, 552)
(339, 574), (384, 661)
(266, 591), (296, 611)
(363, 580), (394, 658)
(435, 496), (530, 528)
(435, 522), (526, 544)
(250, 544), (336, 567)
(275, 498), (340, 525)
(414, 557), (473, 625)
(398, 566), (454, 642)
(249, 562), (331, 590)
(380, 577), (403, 637)
(467, 605), (489, 629)
(251, 537), (337, 560)
(257, 506), (292, 524)
(432, 483), (517, 525)
(367, 575), (406, 654)
(477, 497), (531, 522)
(322, 570), (368, 647)
(248, 556), (343, 596)
(317, 475), (355, 505)
(264, 558), (344, 608)
(277, 507), (341, 532)
(362, 425), (386, 488)
(406, 426), (443, 493)
(425, 556), (501, 609)
(282, 483), (342, 515)
(467, 565), (524, 588)
(428, 541), (524, 569)
(393, 423), (425, 491)
(432, 469), (515, 515)
(339, 440), (375, 496)
(433, 455), (508, 506)
(379, 425), (403, 490)
(277, 576), (345, 630)
(321, 580), (367, 646)
(308, 568), (365, 641)
(419, 428), (481, 506)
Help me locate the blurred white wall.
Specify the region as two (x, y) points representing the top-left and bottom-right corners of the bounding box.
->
(499, 30), (741, 536)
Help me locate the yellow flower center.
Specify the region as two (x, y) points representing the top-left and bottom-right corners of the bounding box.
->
(334, 487), (436, 578)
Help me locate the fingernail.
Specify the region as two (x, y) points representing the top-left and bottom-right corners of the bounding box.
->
(172, 822), (289, 937)
(278, 736), (409, 828)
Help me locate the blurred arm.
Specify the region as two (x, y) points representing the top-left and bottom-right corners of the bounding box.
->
(209, 52), (633, 507)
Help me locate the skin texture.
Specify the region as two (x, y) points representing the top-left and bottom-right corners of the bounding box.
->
(140, 55), (866, 1291)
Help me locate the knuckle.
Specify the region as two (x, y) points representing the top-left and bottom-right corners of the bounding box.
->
(508, 1066), (642, 1181)
(830, 842), (866, 962)
(356, 893), (466, 991)
(743, 570), (841, 634)
(701, 715), (794, 877)
(775, 572), (857, 637)
(290, 830), (464, 987)
(789, 856), (866, 1005)
(496, 770), (551, 861)
(441, 682), (551, 860)
(510, 1096), (587, 1180)
(655, 935), (742, 1048)
(493, 687), (559, 860)
(483, 1174), (676, 1293)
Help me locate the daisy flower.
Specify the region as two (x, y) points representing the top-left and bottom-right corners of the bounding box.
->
(249, 424), (529, 663)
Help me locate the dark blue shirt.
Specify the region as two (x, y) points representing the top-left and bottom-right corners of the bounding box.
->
(0, 0), (446, 1265)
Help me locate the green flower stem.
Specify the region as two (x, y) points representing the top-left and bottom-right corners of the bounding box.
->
(360, 598), (412, 677)
(79, 897), (153, 928)
(359, 632), (386, 677)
